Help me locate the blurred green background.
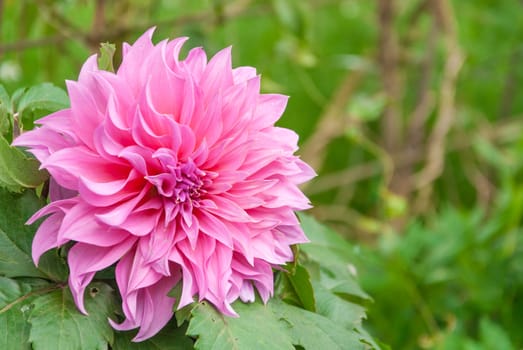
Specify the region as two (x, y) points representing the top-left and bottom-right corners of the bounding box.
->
(2, 0), (523, 348)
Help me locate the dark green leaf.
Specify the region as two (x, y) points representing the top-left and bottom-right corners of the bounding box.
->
(112, 322), (193, 350)
(0, 277), (34, 350)
(287, 264), (315, 312)
(28, 282), (116, 350)
(0, 277), (56, 350)
(0, 188), (46, 278)
(274, 271), (302, 308)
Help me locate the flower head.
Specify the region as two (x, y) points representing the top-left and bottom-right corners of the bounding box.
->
(14, 28), (315, 341)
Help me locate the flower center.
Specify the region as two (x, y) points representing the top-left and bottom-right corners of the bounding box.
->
(146, 157), (210, 204)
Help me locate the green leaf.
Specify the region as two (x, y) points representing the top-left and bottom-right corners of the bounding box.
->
(28, 282), (116, 350)
(0, 277), (37, 350)
(0, 188), (46, 278)
(187, 299), (367, 350)
(274, 271), (303, 308)
(319, 264), (370, 302)
(98, 42), (116, 72)
(312, 281), (366, 329)
(17, 83), (69, 121)
(10, 88), (27, 113)
(271, 299), (365, 350)
(0, 135), (48, 190)
(0, 188), (67, 281)
(298, 213), (359, 267)
(112, 322), (193, 350)
(298, 214), (370, 302)
(479, 318), (514, 350)
(0, 277), (57, 350)
(187, 300), (294, 350)
(286, 264), (316, 312)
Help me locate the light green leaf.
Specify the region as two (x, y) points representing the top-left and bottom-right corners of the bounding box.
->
(0, 135), (48, 190)
(28, 282), (116, 350)
(188, 298), (367, 350)
(298, 214), (370, 301)
(112, 322), (193, 350)
(272, 299), (365, 350)
(10, 88), (27, 113)
(479, 318), (514, 350)
(98, 42), (116, 72)
(187, 300), (294, 350)
(17, 83), (69, 120)
(312, 281), (366, 330)
(298, 213), (359, 267)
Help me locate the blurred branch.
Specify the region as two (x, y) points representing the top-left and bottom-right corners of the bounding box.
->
(463, 157), (495, 205)
(415, 0), (464, 190)
(0, 0), (4, 39)
(0, 0), (343, 57)
(306, 118), (523, 196)
(392, 5), (438, 197)
(498, 49), (522, 119)
(378, 0), (403, 153)
(300, 70), (363, 172)
(90, 0), (107, 51)
(0, 36), (65, 55)
(406, 21), (437, 156)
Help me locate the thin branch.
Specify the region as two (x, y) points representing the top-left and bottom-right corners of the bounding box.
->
(305, 118), (523, 196)
(300, 70), (364, 172)
(378, 0), (403, 153)
(415, 0), (464, 189)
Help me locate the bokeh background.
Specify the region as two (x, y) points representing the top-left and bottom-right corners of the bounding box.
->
(2, 0), (523, 348)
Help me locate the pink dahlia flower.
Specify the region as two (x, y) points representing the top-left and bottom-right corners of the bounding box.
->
(14, 28), (314, 341)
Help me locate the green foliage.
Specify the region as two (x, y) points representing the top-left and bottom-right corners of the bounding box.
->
(0, 277), (36, 350)
(29, 282), (115, 350)
(0, 192), (375, 350)
(187, 299), (365, 350)
(358, 180), (523, 349)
